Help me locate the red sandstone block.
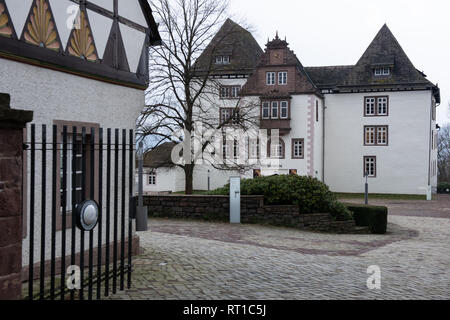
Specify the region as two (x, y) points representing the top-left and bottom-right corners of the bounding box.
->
(0, 244), (21, 276)
(0, 129), (22, 158)
(0, 216), (22, 247)
(0, 273), (22, 300)
(0, 188), (21, 217)
(0, 158), (21, 185)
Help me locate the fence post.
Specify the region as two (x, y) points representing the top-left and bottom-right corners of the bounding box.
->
(136, 142), (147, 232)
(0, 93), (33, 300)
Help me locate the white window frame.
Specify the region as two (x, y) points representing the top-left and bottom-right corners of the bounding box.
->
(148, 171), (156, 185)
(262, 102), (270, 119)
(249, 139), (259, 159)
(271, 101), (278, 119)
(266, 72), (276, 85)
(231, 86), (240, 98)
(278, 72), (287, 85)
(365, 97), (376, 116)
(364, 156), (377, 177)
(222, 55), (230, 64)
(280, 101), (288, 119)
(377, 126), (388, 145)
(365, 127), (376, 145)
(215, 56), (223, 64)
(220, 108), (231, 124)
(270, 139), (284, 159)
(377, 97), (388, 115)
(292, 139), (304, 159)
(61, 135), (83, 212)
(374, 67), (390, 76)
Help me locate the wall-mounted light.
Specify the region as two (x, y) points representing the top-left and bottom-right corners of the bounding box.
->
(75, 200), (99, 231)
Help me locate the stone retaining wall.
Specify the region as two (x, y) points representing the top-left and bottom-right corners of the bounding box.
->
(143, 195), (358, 233)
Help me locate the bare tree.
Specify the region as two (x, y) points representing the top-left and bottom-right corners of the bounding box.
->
(138, 0), (259, 194)
(438, 120), (450, 183)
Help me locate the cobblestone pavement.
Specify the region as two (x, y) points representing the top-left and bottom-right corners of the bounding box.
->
(108, 210), (450, 300)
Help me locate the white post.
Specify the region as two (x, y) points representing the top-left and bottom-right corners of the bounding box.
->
(229, 177), (241, 224)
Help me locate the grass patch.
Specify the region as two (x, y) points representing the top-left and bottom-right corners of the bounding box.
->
(334, 193), (427, 201)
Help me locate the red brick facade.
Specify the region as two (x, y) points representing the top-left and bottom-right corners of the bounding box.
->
(241, 35), (320, 97)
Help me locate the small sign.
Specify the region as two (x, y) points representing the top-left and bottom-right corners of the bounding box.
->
(230, 177), (241, 224)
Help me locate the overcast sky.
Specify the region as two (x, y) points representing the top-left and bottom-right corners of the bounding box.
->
(228, 0), (450, 125)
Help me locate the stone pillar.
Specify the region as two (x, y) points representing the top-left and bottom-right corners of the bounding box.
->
(0, 93), (33, 300)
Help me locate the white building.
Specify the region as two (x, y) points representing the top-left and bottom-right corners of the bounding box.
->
(143, 20), (440, 196)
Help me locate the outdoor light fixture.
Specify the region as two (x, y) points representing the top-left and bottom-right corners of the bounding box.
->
(75, 200), (99, 231)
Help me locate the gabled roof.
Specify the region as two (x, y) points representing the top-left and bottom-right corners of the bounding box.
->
(193, 19), (263, 76)
(241, 34), (320, 96)
(143, 142), (176, 168)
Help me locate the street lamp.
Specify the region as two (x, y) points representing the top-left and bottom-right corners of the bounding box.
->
(365, 171), (369, 205)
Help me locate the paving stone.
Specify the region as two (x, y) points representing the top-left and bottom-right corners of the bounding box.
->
(105, 197), (450, 300)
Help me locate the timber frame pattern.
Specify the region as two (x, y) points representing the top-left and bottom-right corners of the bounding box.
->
(0, 0), (161, 89)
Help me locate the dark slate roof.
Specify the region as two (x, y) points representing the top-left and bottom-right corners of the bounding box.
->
(304, 65), (354, 89)
(344, 24), (434, 87)
(143, 142), (176, 168)
(193, 19), (263, 76)
(304, 24), (440, 102)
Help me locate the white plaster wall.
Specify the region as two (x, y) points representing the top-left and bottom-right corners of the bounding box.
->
(272, 94), (318, 177)
(141, 167), (184, 193)
(0, 58), (145, 265)
(324, 90), (433, 195)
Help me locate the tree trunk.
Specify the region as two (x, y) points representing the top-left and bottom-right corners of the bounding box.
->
(184, 164), (194, 195)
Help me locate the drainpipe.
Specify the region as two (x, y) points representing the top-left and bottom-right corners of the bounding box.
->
(426, 93), (433, 200)
(322, 95), (326, 183)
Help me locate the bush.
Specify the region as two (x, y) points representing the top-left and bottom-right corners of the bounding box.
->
(343, 203), (388, 234)
(209, 175), (353, 221)
(437, 182), (450, 194)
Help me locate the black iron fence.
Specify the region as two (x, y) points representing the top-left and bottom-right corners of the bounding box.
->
(24, 124), (135, 300)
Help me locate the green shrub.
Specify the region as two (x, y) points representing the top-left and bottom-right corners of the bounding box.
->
(343, 203), (388, 234)
(209, 175), (353, 221)
(437, 182), (450, 194)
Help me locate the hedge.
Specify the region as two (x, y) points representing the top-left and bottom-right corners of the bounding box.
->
(209, 175), (353, 221)
(343, 203), (388, 234)
(437, 182), (450, 194)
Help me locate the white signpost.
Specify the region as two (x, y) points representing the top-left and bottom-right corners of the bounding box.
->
(230, 177), (241, 224)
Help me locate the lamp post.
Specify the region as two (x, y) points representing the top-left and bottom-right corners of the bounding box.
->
(365, 171), (369, 205)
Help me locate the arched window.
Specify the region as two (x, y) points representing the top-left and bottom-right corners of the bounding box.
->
(268, 138), (285, 159)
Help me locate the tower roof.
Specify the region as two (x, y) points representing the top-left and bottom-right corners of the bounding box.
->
(193, 19), (263, 76)
(343, 24), (432, 87)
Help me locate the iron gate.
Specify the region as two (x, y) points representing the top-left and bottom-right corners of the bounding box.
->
(24, 124), (136, 300)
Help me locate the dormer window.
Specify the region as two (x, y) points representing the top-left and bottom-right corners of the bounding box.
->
(374, 67), (390, 76)
(216, 56), (230, 64)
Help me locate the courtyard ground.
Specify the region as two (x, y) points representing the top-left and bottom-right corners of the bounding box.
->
(108, 195), (450, 300)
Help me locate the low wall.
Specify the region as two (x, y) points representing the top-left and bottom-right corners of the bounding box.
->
(143, 195), (358, 233)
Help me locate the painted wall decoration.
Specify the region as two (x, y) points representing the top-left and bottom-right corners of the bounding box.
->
(0, 0), (161, 88)
(0, 0), (14, 38)
(23, 0), (61, 50)
(67, 10), (98, 62)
